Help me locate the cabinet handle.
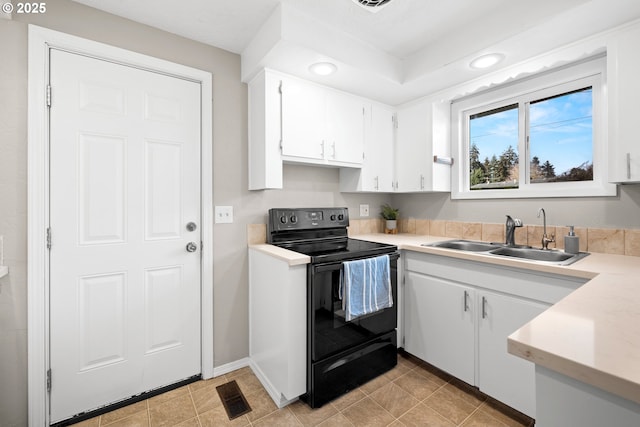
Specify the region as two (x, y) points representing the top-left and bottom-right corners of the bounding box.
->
(375, 176), (379, 190)
(321, 140), (325, 158)
(463, 291), (469, 312)
(627, 153), (631, 180)
(332, 142), (336, 159)
(420, 174), (425, 190)
(482, 296), (487, 319)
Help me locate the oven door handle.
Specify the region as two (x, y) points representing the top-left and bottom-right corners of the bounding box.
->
(312, 252), (399, 273)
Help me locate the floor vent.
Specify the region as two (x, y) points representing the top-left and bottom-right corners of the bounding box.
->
(352, 0), (393, 13)
(216, 380), (252, 420)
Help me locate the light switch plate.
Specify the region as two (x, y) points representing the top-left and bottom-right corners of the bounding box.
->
(215, 206), (234, 224)
(359, 204), (370, 217)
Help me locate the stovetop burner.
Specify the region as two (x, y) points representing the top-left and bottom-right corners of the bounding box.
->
(267, 207), (397, 263)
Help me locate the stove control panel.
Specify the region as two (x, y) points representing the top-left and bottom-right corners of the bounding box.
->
(268, 207), (349, 232)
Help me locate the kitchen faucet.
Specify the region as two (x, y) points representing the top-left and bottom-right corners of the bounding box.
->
(505, 215), (523, 246)
(537, 208), (555, 250)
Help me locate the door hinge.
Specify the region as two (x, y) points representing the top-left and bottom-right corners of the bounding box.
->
(46, 85), (51, 107)
(46, 369), (51, 392)
(46, 227), (52, 250)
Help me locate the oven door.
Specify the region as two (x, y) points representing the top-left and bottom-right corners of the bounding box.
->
(308, 253), (399, 362)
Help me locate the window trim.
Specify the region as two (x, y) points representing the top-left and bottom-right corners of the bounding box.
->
(451, 56), (616, 199)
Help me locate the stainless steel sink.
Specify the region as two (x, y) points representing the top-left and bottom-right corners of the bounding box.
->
(424, 239), (589, 266)
(426, 240), (499, 252)
(489, 246), (589, 265)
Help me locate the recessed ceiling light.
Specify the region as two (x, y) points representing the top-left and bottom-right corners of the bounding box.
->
(470, 53), (505, 70)
(309, 62), (338, 76)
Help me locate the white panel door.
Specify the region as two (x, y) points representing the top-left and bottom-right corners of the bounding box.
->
(49, 49), (201, 423)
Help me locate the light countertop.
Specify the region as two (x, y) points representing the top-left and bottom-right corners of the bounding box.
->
(250, 233), (640, 406)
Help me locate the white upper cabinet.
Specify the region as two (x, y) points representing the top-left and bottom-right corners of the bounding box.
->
(325, 91), (366, 165)
(248, 69), (367, 190)
(608, 23), (640, 183)
(340, 103), (395, 192)
(280, 74), (364, 167)
(395, 99), (451, 192)
(281, 76), (327, 161)
(248, 69), (451, 192)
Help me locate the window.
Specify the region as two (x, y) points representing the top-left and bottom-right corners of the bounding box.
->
(452, 56), (615, 199)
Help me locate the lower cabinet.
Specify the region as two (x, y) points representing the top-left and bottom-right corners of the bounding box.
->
(403, 251), (586, 418)
(405, 272), (474, 384)
(477, 290), (547, 416)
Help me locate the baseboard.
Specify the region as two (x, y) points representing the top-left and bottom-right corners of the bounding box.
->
(248, 359), (299, 409)
(211, 357), (251, 378)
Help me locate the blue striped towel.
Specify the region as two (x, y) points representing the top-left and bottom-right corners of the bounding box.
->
(339, 254), (392, 321)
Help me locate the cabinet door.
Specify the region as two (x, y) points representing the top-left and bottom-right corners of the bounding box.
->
(608, 25), (640, 183)
(326, 91), (365, 165)
(395, 102), (431, 191)
(369, 104), (396, 191)
(281, 77), (326, 160)
(478, 290), (548, 417)
(404, 271), (475, 384)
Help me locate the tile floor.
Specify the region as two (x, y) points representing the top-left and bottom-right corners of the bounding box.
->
(73, 353), (534, 427)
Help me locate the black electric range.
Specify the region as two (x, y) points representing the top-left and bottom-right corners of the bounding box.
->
(267, 207), (399, 408)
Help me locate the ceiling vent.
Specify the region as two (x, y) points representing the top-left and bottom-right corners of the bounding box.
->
(352, 0), (393, 13)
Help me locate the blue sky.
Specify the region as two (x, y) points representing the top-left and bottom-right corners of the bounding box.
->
(470, 88), (592, 176)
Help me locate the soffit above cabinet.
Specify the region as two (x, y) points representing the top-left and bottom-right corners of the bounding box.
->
(74, 0), (640, 104)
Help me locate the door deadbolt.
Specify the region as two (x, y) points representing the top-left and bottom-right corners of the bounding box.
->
(186, 242), (198, 252)
(186, 222), (197, 232)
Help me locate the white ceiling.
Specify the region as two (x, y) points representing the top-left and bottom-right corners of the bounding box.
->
(72, 0), (640, 104)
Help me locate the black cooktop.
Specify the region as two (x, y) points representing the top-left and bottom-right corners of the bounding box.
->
(267, 207), (397, 263)
(276, 237), (397, 264)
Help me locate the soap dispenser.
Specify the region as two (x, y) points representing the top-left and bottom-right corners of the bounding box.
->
(564, 226), (579, 254)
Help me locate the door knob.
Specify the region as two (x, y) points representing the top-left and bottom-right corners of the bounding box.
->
(186, 242), (198, 252)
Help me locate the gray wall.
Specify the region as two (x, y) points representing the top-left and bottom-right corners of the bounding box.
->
(391, 186), (640, 229)
(0, 1), (389, 424)
(2, 1), (640, 425)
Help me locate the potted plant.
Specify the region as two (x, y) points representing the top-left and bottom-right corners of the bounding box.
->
(380, 204), (399, 232)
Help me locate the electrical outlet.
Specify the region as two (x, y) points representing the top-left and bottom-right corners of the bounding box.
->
(359, 204), (370, 217)
(215, 206), (234, 224)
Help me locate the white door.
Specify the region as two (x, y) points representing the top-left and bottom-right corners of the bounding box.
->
(49, 49), (202, 423)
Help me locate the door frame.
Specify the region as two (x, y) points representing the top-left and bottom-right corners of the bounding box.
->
(27, 25), (214, 426)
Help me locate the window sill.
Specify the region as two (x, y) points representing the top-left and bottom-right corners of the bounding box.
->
(452, 181), (617, 200)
